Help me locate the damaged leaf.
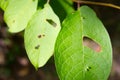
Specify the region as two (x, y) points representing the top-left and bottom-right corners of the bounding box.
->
(54, 6), (112, 80)
(4, 0), (38, 33)
(25, 4), (61, 69)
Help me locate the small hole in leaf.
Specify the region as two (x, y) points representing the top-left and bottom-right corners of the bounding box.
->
(38, 35), (42, 38)
(82, 16), (86, 19)
(86, 66), (92, 71)
(38, 34), (45, 38)
(35, 45), (40, 49)
(46, 19), (57, 27)
(89, 67), (91, 69)
(83, 37), (101, 52)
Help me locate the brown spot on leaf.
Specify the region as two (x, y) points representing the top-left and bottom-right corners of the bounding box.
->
(83, 37), (101, 52)
(38, 35), (42, 38)
(43, 34), (45, 37)
(12, 20), (15, 23)
(46, 19), (57, 27)
(35, 45), (40, 49)
(38, 34), (45, 38)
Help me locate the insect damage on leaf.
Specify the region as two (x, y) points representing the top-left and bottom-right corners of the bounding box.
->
(38, 34), (45, 38)
(35, 45), (40, 49)
(83, 37), (101, 52)
(46, 19), (57, 27)
(24, 4), (61, 68)
(4, 0), (38, 32)
(85, 66), (92, 71)
(12, 20), (15, 23)
(54, 5), (112, 80)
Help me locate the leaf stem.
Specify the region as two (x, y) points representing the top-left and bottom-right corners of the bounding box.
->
(73, 0), (120, 10)
(47, 0), (50, 4)
(77, 2), (80, 9)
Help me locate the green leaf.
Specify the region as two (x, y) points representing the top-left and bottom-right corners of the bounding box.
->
(37, 0), (46, 9)
(4, 0), (38, 33)
(24, 4), (61, 69)
(37, 0), (74, 22)
(57, 0), (74, 14)
(0, 0), (10, 11)
(50, 0), (74, 21)
(55, 6), (112, 80)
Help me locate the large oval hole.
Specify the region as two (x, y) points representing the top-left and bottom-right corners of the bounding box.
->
(83, 37), (101, 52)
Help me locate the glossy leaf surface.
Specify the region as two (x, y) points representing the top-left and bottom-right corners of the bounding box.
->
(25, 4), (61, 69)
(55, 6), (112, 80)
(4, 0), (38, 33)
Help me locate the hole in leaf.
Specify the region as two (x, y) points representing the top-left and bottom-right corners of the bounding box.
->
(83, 37), (101, 52)
(86, 66), (92, 71)
(82, 16), (86, 19)
(35, 45), (40, 49)
(46, 19), (57, 27)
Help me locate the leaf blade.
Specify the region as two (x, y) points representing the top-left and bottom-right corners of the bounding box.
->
(4, 0), (38, 33)
(0, 0), (11, 11)
(24, 4), (61, 69)
(55, 6), (112, 80)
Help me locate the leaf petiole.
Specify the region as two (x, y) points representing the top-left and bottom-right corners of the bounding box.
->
(73, 0), (120, 10)
(47, 0), (50, 4)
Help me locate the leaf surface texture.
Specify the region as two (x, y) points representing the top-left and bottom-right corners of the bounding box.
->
(4, 0), (38, 32)
(25, 4), (61, 68)
(55, 6), (112, 80)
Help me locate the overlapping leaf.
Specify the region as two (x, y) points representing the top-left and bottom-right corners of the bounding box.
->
(55, 6), (112, 80)
(57, 0), (74, 14)
(0, 0), (10, 11)
(50, 0), (74, 21)
(4, 0), (38, 33)
(37, 0), (74, 21)
(25, 4), (61, 69)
